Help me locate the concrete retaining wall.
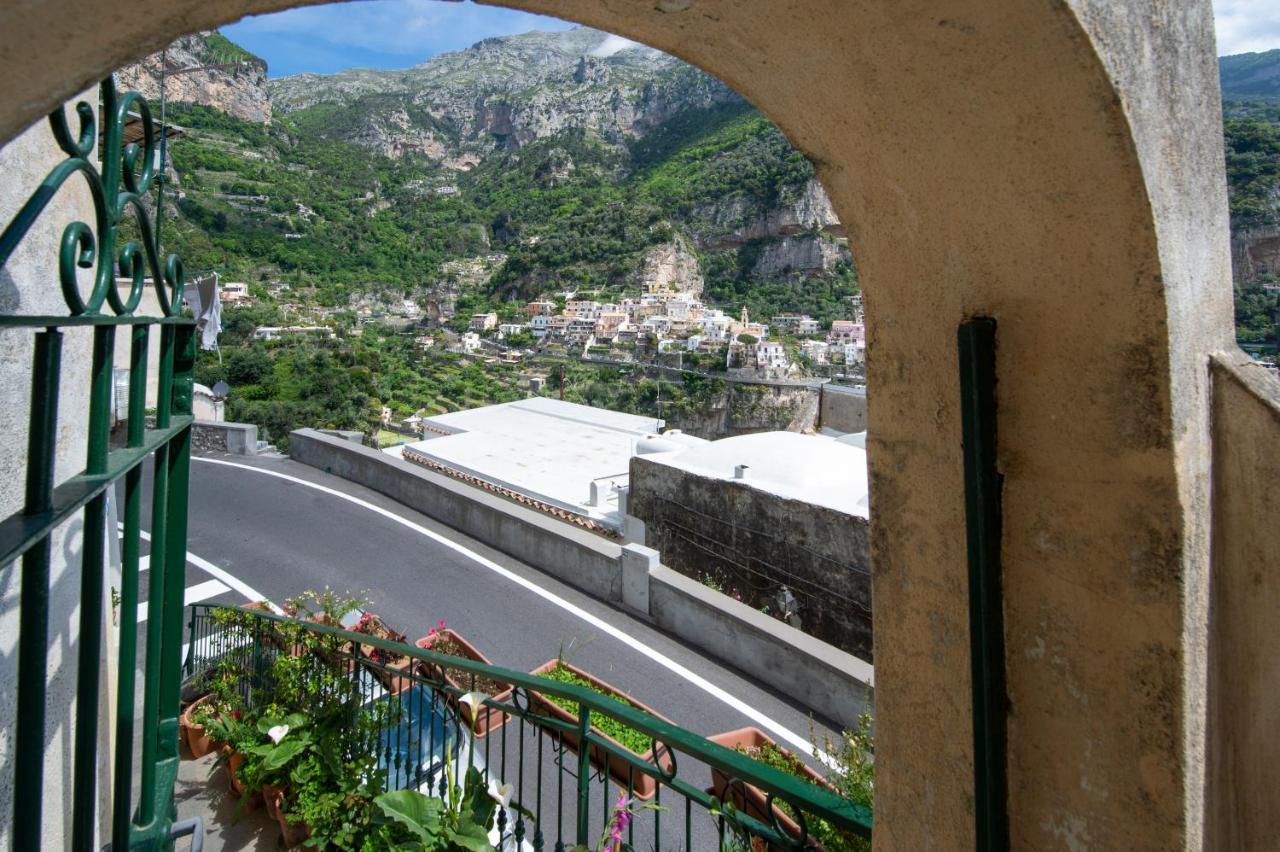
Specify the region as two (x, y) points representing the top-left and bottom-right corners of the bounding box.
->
(192, 420), (258, 455)
(290, 427), (873, 728)
(649, 565), (873, 727)
(819, 384), (866, 433)
(628, 455), (873, 661)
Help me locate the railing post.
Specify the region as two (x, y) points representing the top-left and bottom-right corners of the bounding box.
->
(958, 317), (1009, 852)
(13, 329), (62, 852)
(576, 707), (592, 847)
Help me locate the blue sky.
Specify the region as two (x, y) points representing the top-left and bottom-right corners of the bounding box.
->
(225, 0), (1279, 78)
(223, 1), (574, 77)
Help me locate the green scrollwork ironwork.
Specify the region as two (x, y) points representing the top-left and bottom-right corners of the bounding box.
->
(0, 76), (183, 318)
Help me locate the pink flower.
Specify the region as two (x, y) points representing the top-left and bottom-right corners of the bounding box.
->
(604, 794), (633, 851)
(438, 619), (446, 631)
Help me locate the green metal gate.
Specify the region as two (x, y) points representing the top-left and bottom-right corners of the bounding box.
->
(0, 77), (195, 850)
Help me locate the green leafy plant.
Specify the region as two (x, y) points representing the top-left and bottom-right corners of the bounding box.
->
(540, 664), (652, 756)
(369, 763), (498, 851)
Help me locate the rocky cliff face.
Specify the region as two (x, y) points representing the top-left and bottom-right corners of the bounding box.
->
(640, 237), (703, 297)
(117, 33), (271, 124)
(694, 178), (844, 249)
(1233, 225), (1280, 281)
(268, 27), (740, 167)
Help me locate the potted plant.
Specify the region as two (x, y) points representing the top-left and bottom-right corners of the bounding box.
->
(268, 786), (312, 849)
(706, 727), (848, 851)
(203, 714), (266, 816)
(179, 694), (220, 758)
(415, 621), (513, 737)
(527, 659), (675, 800)
(354, 611), (414, 693)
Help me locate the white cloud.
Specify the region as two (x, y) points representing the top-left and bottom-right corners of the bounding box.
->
(1214, 0), (1280, 56)
(589, 33), (639, 58)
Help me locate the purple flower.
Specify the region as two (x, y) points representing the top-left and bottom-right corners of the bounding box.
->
(604, 794), (633, 850)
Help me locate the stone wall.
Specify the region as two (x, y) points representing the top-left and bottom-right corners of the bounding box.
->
(627, 454), (872, 660)
(668, 382), (816, 438)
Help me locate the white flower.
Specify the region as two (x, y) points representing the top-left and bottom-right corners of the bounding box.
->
(267, 724), (290, 745)
(492, 783), (513, 807)
(458, 692), (489, 716)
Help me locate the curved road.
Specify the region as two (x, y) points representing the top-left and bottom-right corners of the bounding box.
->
(136, 451), (843, 848)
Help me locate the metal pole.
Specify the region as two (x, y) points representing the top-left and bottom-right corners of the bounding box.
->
(155, 48), (167, 250)
(957, 317), (1008, 852)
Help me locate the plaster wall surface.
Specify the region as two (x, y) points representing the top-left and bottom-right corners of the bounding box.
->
(1204, 354), (1280, 849)
(0, 1), (1271, 849)
(0, 104), (107, 848)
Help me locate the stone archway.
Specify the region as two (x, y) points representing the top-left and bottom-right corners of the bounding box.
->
(0, 1), (1264, 848)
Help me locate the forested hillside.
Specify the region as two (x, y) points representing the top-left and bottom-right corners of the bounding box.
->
(1221, 49), (1280, 352)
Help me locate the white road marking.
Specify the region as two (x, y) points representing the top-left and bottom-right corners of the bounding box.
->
(138, 554), (150, 572)
(137, 579), (231, 623)
(194, 457), (829, 761)
(124, 525), (280, 613)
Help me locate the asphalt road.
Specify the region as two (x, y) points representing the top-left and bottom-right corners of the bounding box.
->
(129, 451), (843, 849)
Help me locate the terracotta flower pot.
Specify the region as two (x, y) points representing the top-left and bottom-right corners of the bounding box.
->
(416, 629), (513, 737)
(706, 727), (830, 850)
(271, 790), (311, 849)
(527, 660), (675, 800)
(225, 750), (263, 814)
(180, 694), (218, 759)
(357, 615), (415, 693)
(262, 782), (287, 822)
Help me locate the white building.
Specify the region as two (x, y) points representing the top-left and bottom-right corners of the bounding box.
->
(392, 398), (665, 533)
(469, 313), (498, 332)
(802, 339), (830, 364)
(756, 341), (789, 370)
(221, 281), (251, 303)
(498, 323), (528, 337)
(530, 315), (552, 338)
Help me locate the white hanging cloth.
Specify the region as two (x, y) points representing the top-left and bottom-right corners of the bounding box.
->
(183, 273), (222, 351)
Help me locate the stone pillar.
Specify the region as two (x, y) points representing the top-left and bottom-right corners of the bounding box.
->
(619, 543), (659, 615)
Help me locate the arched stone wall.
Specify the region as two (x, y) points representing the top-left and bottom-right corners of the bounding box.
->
(0, 1), (1253, 848)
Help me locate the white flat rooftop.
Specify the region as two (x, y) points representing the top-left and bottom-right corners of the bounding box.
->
(637, 430), (870, 518)
(400, 398), (664, 530)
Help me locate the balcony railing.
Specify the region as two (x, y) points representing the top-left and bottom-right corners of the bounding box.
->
(182, 602), (873, 850)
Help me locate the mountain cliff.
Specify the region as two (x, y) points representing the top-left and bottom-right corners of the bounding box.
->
(117, 32), (271, 123)
(267, 27), (736, 164)
(136, 26), (855, 326)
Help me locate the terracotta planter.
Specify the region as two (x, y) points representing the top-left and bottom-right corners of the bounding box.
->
(262, 782), (287, 822)
(706, 727), (830, 850)
(308, 613), (356, 668)
(415, 629), (513, 737)
(225, 750), (263, 814)
(356, 615), (415, 693)
(180, 694), (218, 759)
(271, 790), (311, 849)
(527, 660), (675, 800)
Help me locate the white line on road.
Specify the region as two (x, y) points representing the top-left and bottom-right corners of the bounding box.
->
(137, 579), (231, 623)
(194, 457), (828, 760)
(126, 525), (279, 612)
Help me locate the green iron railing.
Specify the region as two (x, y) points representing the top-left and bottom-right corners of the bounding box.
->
(183, 603), (873, 850)
(0, 76), (196, 849)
